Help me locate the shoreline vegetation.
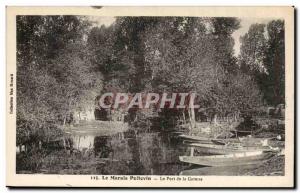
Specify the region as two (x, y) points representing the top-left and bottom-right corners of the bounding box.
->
(16, 16), (285, 175)
(16, 117), (285, 175)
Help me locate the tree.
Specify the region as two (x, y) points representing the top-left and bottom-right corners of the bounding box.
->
(140, 17), (219, 126)
(211, 18), (241, 74)
(239, 20), (285, 106)
(239, 23), (267, 73)
(86, 17), (263, 127)
(17, 16), (102, 146)
(263, 20), (285, 105)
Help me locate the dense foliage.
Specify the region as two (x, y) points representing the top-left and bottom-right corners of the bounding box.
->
(239, 20), (285, 105)
(17, 16), (103, 145)
(17, 16), (285, 145)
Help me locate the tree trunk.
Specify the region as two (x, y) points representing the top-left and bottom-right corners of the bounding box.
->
(187, 109), (193, 132)
(190, 107), (196, 128)
(182, 111), (186, 124)
(213, 113), (218, 124)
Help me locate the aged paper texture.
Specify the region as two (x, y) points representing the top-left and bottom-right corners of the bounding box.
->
(6, 6), (294, 187)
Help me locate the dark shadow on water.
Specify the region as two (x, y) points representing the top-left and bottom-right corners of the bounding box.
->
(51, 130), (190, 175)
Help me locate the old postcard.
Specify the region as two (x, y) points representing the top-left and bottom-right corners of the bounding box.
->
(6, 6), (294, 187)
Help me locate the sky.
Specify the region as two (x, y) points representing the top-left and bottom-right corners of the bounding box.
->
(87, 16), (274, 56)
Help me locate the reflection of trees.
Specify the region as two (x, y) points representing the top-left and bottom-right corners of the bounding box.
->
(135, 133), (166, 174)
(94, 136), (112, 158)
(72, 135), (94, 150)
(126, 133), (145, 175)
(149, 136), (162, 174)
(139, 133), (189, 175)
(94, 108), (109, 121)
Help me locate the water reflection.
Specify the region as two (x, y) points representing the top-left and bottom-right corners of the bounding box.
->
(66, 129), (270, 175)
(72, 135), (94, 150)
(69, 129), (189, 175)
(94, 136), (112, 158)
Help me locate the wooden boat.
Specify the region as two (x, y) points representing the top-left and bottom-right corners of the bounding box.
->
(211, 138), (240, 145)
(183, 140), (213, 145)
(188, 143), (275, 155)
(179, 151), (274, 167)
(180, 134), (272, 147)
(178, 134), (212, 143)
(212, 137), (271, 146)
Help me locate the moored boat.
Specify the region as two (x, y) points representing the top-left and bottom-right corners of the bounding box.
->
(179, 151), (275, 167)
(211, 137), (272, 146)
(179, 134), (272, 147)
(187, 143), (277, 155)
(211, 138), (240, 145)
(178, 134), (212, 143)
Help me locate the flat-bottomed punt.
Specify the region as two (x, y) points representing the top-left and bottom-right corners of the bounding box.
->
(178, 134), (212, 144)
(188, 143), (275, 155)
(179, 134), (271, 146)
(179, 151), (274, 167)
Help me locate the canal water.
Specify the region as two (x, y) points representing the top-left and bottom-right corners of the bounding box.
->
(66, 128), (264, 175)
(16, 124), (272, 175)
(67, 129), (192, 175)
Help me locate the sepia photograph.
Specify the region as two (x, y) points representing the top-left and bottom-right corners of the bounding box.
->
(6, 6), (294, 187)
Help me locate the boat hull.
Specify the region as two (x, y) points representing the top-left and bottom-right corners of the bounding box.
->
(188, 143), (274, 155)
(179, 152), (274, 167)
(179, 134), (212, 144)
